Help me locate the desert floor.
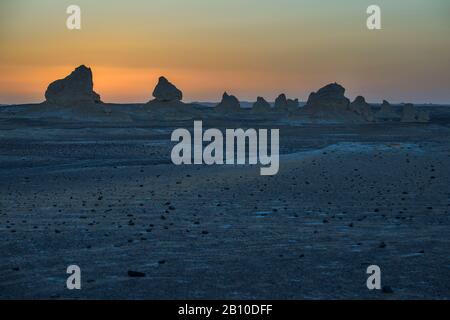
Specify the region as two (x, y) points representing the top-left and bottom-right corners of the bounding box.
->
(1, 118), (449, 299)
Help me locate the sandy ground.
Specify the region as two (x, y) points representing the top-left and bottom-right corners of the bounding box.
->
(0, 118), (449, 299)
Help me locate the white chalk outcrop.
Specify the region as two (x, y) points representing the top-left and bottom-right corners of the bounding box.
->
(305, 83), (350, 110)
(274, 94), (299, 112)
(375, 100), (400, 122)
(401, 103), (430, 123)
(152, 76), (183, 102)
(215, 92), (241, 112)
(252, 97), (271, 113)
(45, 65), (102, 106)
(350, 96), (374, 122)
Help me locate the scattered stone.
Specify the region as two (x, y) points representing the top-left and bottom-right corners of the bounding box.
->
(128, 270), (146, 277)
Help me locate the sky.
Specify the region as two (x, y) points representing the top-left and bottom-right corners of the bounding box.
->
(0, 0), (449, 104)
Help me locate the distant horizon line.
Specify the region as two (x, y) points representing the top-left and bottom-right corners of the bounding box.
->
(1, 99), (450, 107)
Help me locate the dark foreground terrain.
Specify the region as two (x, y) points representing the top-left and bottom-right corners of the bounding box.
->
(1, 114), (450, 299)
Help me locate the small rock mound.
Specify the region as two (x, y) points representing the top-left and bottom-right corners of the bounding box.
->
(252, 97), (271, 113)
(45, 65), (101, 106)
(152, 76), (183, 102)
(216, 92), (241, 112)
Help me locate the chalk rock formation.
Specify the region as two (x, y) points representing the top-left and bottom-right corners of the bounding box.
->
(401, 104), (417, 122)
(152, 76), (182, 102)
(376, 100), (400, 121)
(216, 92), (241, 112)
(350, 96), (374, 121)
(306, 83), (350, 109)
(401, 103), (430, 123)
(274, 94), (288, 110)
(417, 110), (430, 123)
(274, 94), (299, 112)
(252, 97), (271, 113)
(45, 65), (101, 106)
(287, 98), (300, 110)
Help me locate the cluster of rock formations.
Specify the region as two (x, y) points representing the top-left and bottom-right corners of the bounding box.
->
(45, 65), (102, 106)
(274, 94), (299, 112)
(367, 100), (429, 123)
(401, 103), (429, 123)
(42, 65), (430, 123)
(301, 82), (429, 123)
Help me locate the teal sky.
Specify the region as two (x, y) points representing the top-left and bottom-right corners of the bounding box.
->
(1, 0), (449, 104)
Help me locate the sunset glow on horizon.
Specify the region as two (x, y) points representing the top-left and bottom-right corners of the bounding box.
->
(1, 0), (449, 104)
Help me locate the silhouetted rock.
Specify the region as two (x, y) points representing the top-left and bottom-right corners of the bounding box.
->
(152, 76), (182, 102)
(351, 96), (368, 108)
(274, 94), (288, 110)
(376, 100), (400, 121)
(287, 98), (300, 110)
(381, 100), (391, 108)
(274, 94), (299, 112)
(306, 83), (350, 109)
(350, 96), (374, 121)
(401, 103), (430, 123)
(417, 110), (430, 123)
(252, 97), (271, 113)
(401, 103), (417, 122)
(216, 92), (241, 112)
(45, 65), (101, 106)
